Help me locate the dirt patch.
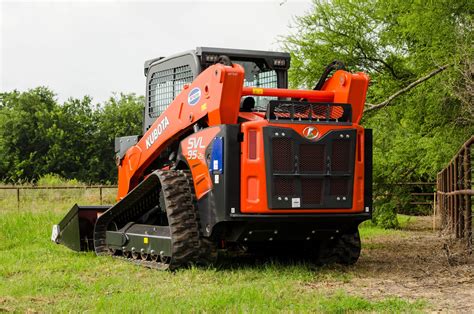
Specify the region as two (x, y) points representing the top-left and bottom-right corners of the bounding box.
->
(306, 216), (474, 312)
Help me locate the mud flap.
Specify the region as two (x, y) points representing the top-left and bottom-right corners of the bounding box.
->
(52, 204), (110, 251)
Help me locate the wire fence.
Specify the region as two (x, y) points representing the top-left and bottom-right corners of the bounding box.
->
(0, 185), (117, 210)
(436, 136), (473, 252)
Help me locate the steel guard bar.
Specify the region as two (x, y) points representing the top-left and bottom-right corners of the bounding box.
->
(241, 86), (334, 102)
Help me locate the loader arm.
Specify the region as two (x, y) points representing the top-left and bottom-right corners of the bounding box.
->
(117, 63), (244, 198)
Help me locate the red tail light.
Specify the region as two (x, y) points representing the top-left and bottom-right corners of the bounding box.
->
(248, 130), (257, 159)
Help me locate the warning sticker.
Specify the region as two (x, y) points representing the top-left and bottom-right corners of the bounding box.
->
(291, 198), (301, 208)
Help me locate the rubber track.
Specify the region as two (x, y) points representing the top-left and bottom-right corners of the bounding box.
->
(95, 170), (216, 270)
(318, 231), (361, 265)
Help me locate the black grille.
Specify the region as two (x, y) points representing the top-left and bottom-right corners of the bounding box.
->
(302, 178), (324, 205)
(265, 127), (356, 209)
(274, 177), (295, 196)
(299, 144), (325, 172)
(272, 137), (293, 172)
(330, 178), (349, 196)
(332, 140), (350, 172)
(148, 65), (193, 118)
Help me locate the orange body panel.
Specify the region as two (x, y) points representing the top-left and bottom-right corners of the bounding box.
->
(240, 120), (366, 214)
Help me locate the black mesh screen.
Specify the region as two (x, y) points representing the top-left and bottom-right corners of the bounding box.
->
(302, 178), (324, 205)
(265, 128), (355, 209)
(299, 144), (325, 172)
(148, 65), (193, 118)
(274, 177), (295, 196)
(332, 140), (350, 172)
(272, 138), (293, 172)
(330, 178), (349, 196)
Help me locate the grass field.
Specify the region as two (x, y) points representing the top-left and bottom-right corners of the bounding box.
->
(0, 189), (426, 313)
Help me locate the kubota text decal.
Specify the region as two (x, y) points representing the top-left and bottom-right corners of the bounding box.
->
(145, 116), (170, 149)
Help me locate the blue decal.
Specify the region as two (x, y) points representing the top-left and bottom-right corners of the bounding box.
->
(187, 87), (201, 106)
(210, 137), (224, 174)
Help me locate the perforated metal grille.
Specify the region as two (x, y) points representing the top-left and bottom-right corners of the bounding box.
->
(330, 178), (349, 196)
(299, 144), (325, 172)
(265, 128), (356, 209)
(332, 140), (350, 172)
(269, 102), (349, 122)
(272, 137), (293, 172)
(274, 177), (295, 196)
(302, 178), (323, 205)
(148, 65), (193, 118)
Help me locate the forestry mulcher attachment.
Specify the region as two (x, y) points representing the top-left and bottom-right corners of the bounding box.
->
(52, 47), (372, 270)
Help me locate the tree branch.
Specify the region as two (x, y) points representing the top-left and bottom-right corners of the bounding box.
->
(364, 64), (450, 113)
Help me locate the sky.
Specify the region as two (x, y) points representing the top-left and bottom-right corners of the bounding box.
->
(1, 0), (311, 103)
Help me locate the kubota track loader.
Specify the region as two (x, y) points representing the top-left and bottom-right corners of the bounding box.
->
(51, 47), (372, 269)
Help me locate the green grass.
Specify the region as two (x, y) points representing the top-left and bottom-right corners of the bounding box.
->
(0, 191), (425, 312)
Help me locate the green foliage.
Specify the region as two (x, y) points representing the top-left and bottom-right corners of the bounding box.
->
(0, 89), (143, 183)
(284, 0), (474, 226)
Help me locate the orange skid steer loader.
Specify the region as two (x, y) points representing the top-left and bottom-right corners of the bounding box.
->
(52, 47), (371, 270)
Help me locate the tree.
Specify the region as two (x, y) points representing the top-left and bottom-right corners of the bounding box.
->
(94, 93), (144, 183)
(0, 87), (59, 182)
(0, 89), (144, 184)
(284, 0), (474, 227)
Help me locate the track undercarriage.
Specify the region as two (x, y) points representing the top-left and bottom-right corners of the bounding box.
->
(53, 170), (362, 270)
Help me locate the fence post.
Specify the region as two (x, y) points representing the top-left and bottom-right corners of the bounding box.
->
(17, 188), (20, 210)
(464, 146), (472, 251)
(100, 187), (103, 205)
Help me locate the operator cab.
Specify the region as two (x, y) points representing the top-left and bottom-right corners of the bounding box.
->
(143, 47), (291, 133)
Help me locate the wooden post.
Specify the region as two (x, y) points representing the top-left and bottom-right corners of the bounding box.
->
(464, 146), (472, 251)
(100, 187), (103, 205)
(17, 188), (20, 210)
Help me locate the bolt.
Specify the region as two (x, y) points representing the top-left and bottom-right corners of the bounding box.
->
(275, 132), (279, 136)
(342, 197), (346, 200)
(346, 134), (350, 138)
(150, 250), (156, 255)
(284, 197), (288, 201)
(337, 197), (340, 200)
(249, 231), (253, 235)
(282, 132), (286, 136)
(306, 237), (311, 240)
(206, 225), (211, 233)
(311, 230), (316, 234)
(269, 237), (273, 241)
(278, 197), (282, 200)
(244, 238), (248, 241)
(140, 248), (145, 253)
(274, 230), (278, 234)
(340, 134), (344, 138)
(330, 236), (334, 240)
(336, 230), (339, 233)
